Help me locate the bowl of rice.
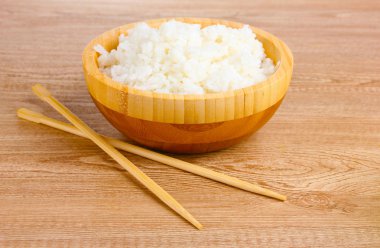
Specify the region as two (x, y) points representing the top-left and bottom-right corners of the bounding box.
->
(82, 18), (293, 153)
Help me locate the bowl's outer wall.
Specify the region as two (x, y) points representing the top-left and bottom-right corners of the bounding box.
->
(93, 96), (284, 153)
(83, 18), (293, 153)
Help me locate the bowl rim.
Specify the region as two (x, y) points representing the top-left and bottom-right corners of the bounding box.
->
(82, 17), (293, 101)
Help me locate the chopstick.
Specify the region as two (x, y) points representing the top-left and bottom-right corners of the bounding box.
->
(31, 84), (202, 230)
(17, 109), (286, 201)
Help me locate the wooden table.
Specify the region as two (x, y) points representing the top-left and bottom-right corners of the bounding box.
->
(1, 0), (379, 247)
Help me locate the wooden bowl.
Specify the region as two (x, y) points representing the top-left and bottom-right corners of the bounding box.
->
(82, 18), (293, 153)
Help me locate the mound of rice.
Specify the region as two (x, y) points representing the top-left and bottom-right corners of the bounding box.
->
(94, 20), (275, 94)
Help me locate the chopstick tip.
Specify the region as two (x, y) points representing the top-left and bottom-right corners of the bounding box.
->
(17, 108), (29, 116)
(195, 222), (203, 230)
(32, 84), (51, 99)
(17, 108), (43, 124)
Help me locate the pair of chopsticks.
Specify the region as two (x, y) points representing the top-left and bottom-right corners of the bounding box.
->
(18, 84), (286, 230)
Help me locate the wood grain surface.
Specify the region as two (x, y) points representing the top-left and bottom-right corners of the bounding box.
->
(0, 0), (379, 247)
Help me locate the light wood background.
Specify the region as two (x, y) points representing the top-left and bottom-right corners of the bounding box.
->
(0, 0), (379, 247)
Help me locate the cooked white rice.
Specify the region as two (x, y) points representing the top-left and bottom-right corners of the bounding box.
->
(94, 20), (275, 94)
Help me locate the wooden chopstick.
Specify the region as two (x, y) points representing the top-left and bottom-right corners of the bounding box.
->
(31, 84), (202, 230)
(17, 108), (287, 202)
